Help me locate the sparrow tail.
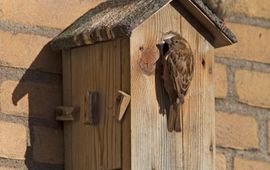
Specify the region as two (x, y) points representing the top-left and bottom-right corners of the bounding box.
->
(168, 103), (182, 132)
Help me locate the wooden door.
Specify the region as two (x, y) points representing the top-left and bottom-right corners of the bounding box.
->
(62, 39), (130, 170)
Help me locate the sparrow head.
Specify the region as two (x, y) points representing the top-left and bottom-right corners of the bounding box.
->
(169, 35), (191, 52)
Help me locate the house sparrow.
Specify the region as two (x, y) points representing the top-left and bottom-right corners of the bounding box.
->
(162, 33), (194, 132)
(202, 0), (232, 19)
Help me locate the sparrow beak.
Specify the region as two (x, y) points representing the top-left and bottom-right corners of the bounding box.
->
(162, 32), (175, 44)
(164, 38), (172, 45)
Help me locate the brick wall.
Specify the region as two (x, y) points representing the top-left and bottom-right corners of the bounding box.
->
(0, 1), (103, 169)
(0, 1), (269, 170)
(215, 1), (270, 169)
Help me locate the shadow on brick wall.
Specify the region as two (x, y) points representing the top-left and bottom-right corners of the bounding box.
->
(11, 43), (64, 170)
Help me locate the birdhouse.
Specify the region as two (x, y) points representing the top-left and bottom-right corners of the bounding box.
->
(51, 0), (237, 170)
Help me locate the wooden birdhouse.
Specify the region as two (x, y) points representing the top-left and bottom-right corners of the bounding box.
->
(51, 0), (237, 170)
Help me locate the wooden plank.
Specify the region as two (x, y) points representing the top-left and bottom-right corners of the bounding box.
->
(84, 92), (99, 125)
(120, 38), (131, 170)
(62, 49), (73, 170)
(71, 40), (122, 170)
(181, 11), (215, 170)
(130, 4), (183, 170)
(179, 0), (233, 47)
(130, 4), (214, 170)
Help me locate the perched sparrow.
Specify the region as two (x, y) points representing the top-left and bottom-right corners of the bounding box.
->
(202, 0), (232, 19)
(162, 33), (194, 132)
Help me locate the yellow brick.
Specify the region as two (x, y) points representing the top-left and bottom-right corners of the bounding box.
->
(0, 31), (61, 73)
(0, 0), (104, 28)
(33, 126), (63, 164)
(230, 0), (270, 20)
(216, 153), (226, 170)
(214, 63), (227, 98)
(216, 112), (259, 149)
(0, 121), (27, 160)
(215, 23), (270, 64)
(235, 157), (270, 170)
(0, 80), (61, 120)
(235, 70), (270, 108)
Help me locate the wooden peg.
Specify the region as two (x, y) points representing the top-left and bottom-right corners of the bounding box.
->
(116, 90), (131, 121)
(55, 106), (76, 121)
(84, 91), (99, 125)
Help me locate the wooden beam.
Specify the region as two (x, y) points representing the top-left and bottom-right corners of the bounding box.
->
(179, 0), (234, 47)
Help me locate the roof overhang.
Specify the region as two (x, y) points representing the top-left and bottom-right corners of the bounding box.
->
(51, 0), (237, 50)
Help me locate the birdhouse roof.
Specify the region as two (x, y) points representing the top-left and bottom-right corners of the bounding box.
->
(51, 0), (237, 50)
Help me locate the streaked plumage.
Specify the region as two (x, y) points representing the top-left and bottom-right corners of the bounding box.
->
(162, 33), (194, 132)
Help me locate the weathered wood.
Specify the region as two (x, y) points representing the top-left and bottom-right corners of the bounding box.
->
(180, 9), (215, 170)
(51, 0), (171, 50)
(130, 4), (214, 170)
(62, 49), (73, 170)
(178, 0), (237, 47)
(84, 92), (99, 125)
(116, 90), (131, 121)
(130, 4), (183, 170)
(120, 38), (132, 170)
(55, 106), (75, 121)
(71, 40), (122, 170)
(50, 0), (236, 50)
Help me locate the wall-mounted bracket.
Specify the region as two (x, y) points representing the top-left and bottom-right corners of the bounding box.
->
(84, 91), (99, 125)
(116, 90), (131, 121)
(56, 106), (76, 121)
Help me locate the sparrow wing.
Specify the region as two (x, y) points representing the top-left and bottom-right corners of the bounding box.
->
(167, 50), (194, 97)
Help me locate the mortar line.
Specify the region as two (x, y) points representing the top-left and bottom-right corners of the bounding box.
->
(216, 147), (235, 170)
(0, 157), (63, 170)
(0, 19), (62, 38)
(0, 65), (61, 84)
(215, 99), (270, 118)
(228, 14), (270, 29)
(0, 112), (62, 129)
(217, 147), (270, 162)
(226, 65), (237, 100)
(215, 56), (270, 73)
(258, 119), (268, 154)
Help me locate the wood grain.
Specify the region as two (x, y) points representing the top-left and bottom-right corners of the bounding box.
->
(130, 4), (214, 170)
(120, 38), (132, 170)
(116, 90), (131, 121)
(179, 0), (235, 47)
(62, 49), (73, 170)
(181, 11), (215, 170)
(71, 40), (122, 170)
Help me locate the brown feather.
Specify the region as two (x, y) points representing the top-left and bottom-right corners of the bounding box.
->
(162, 33), (194, 132)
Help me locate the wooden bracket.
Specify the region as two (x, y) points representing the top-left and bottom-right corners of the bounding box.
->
(56, 106), (76, 121)
(84, 91), (99, 125)
(116, 90), (131, 121)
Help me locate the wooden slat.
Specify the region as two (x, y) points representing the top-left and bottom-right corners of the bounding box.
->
(130, 4), (215, 170)
(71, 40), (122, 170)
(181, 12), (215, 170)
(62, 49), (73, 170)
(120, 38), (132, 170)
(130, 4), (183, 170)
(179, 0), (233, 47)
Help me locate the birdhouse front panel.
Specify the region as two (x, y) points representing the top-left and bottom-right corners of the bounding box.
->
(64, 39), (130, 170)
(130, 3), (215, 170)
